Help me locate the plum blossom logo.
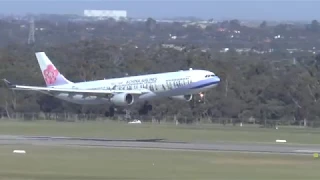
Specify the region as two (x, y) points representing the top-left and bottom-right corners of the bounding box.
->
(43, 64), (59, 85)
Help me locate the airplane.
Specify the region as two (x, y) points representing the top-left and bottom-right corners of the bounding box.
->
(3, 52), (221, 115)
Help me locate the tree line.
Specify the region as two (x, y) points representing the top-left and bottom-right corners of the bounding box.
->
(0, 39), (319, 127)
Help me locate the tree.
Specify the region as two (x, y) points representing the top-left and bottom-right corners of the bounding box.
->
(310, 20), (319, 32)
(260, 21), (267, 28)
(145, 17), (157, 33)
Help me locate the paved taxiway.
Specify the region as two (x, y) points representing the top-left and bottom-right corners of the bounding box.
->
(0, 135), (319, 155)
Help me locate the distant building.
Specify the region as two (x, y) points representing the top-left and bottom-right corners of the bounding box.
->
(83, 10), (127, 20)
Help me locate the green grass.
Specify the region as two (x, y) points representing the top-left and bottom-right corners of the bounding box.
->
(0, 145), (319, 180)
(0, 120), (320, 144)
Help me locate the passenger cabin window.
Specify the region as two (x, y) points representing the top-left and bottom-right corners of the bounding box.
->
(205, 74), (215, 78)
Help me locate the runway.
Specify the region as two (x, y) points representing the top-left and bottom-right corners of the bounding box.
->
(0, 135), (320, 155)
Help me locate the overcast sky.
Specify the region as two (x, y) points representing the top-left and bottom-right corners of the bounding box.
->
(0, 0), (318, 21)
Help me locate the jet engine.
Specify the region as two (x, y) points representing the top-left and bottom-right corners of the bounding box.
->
(170, 94), (193, 101)
(110, 93), (134, 106)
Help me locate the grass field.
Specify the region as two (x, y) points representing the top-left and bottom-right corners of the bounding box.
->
(0, 120), (319, 144)
(0, 145), (319, 180)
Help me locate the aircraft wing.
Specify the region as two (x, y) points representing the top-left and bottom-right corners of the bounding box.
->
(2, 79), (148, 96)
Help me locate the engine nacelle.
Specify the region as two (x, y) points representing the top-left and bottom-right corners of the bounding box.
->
(110, 93), (134, 106)
(170, 94), (193, 101)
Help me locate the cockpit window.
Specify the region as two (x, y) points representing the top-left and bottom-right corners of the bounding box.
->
(205, 74), (216, 78)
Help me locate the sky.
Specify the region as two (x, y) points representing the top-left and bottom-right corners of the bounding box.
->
(0, 0), (319, 21)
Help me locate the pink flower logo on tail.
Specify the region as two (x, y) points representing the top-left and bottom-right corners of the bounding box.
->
(43, 64), (59, 85)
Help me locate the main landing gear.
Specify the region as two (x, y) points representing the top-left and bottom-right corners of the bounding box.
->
(104, 101), (153, 117)
(104, 105), (116, 117)
(138, 101), (152, 115)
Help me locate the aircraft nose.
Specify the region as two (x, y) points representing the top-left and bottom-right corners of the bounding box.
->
(214, 76), (221, 83)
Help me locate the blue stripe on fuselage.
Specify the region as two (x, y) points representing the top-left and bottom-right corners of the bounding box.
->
(154, 76), (220, 97)
(189, 80), (219, 89)
(188, 76), (220, 89)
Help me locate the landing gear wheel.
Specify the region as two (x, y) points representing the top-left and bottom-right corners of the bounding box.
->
(147, 104), (152, 111)
(199, 92), (205, 103)
(105, 105), (115, 117)
(109, 106), (115, 117)
(138, 101), (153, 115)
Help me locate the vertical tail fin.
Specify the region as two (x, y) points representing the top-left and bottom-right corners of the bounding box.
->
(35, 52), (73, 87)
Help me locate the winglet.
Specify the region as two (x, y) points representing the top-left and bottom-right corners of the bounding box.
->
(2, 79), (15, 88)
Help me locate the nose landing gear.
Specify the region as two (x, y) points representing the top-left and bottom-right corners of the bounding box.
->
(199, 92), (205, 104)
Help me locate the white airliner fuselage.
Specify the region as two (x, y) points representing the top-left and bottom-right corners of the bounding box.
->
(4, 52), (221, 107)
(50, 69), (220, 105)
